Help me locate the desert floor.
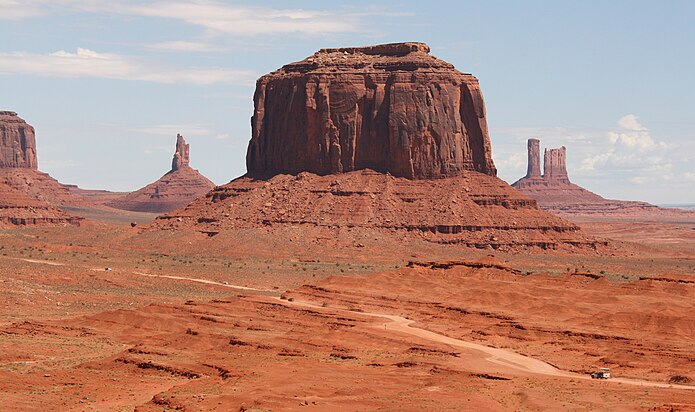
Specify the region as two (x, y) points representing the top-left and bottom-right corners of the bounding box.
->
(0, 213), (694, 411)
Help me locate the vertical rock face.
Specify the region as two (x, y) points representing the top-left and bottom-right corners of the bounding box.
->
(246, 42), (497, 179)
(543, 147), (569, 183)
(171, 134), (190, 171)
(513, 139), (571, 189)
(525, 138), (542, 179)
(0, 111), (38, 169)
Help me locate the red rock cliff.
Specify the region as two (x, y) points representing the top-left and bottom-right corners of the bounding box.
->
(543, 147), (569, 184)
(246, 42), (497, 179)
(0, 111), (38, 169)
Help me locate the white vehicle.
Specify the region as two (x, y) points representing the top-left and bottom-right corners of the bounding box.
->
(591, 368), (611, 379)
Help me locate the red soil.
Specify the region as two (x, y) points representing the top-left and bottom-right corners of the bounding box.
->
(153, 169), (602, 251)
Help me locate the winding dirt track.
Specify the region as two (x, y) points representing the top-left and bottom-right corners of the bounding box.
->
(275, 297), (695, 390)
(132, 271), (277, 293)
(13, 260), (695, 391)
(124, 270), (695, 390)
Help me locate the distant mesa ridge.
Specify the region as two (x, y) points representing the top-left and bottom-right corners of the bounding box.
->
(511, 138), (689, 216)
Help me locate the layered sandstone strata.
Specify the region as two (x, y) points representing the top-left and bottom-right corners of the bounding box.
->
(0, 111), (38, 169)
(108, 134), (215, 213)
(154, 170), (601, 251)
(0, 181), (81, 226)
(247, 42), (497, 179)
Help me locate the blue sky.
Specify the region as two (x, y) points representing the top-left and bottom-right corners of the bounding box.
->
(1, 0), (694, 203)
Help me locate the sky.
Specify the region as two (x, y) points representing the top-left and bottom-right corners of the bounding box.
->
(1, 0), (694, 204)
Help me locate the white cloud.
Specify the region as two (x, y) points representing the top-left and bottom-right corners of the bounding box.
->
(494, 114), (688, 195)
(617, 114), (647, 131)
(0, 0), (45, 19)
(5, 1), (362, 36)
(579, 114), (671, 184)
(0, 48), (256, 85)
(493, 152), (525, 172)
(606, 114), (666, 151)
(39, 158), (82, 170)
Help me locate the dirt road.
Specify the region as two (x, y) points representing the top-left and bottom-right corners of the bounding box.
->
(275, 297), (695, 391)
(11, 258), (695, 391)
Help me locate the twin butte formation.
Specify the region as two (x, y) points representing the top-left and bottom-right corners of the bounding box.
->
(512, 138), (686, 216)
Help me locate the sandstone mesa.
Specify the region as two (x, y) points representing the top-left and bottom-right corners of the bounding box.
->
(247, 42), (496, 179)
(156, 43), (600, 251)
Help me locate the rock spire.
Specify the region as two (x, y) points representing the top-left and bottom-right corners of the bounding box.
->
(525, 138), (541, 179)
(108, 134), (214, 213)
(171, 134), (190, 171)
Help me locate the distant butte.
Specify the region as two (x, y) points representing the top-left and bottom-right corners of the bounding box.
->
(0, 111), (82, 225)
(107, 134), (215, 213)
(512, 138), (692, 217)
(513, 139), (573, 189)
(152, 43), (602, 251)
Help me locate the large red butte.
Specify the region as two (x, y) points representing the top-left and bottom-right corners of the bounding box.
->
(247, 42), (497, 179)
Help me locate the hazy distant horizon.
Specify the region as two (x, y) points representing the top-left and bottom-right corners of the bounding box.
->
(2, 1), (694, 203)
